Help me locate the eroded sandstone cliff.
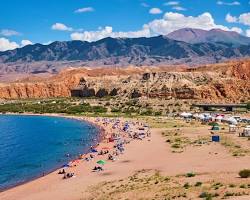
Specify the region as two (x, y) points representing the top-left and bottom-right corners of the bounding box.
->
(0, 60), (249, 103)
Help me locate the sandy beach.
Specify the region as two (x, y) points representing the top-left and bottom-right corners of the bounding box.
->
(0, 115), (249, 200)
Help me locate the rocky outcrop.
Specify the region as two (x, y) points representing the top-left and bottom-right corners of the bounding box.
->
(0, 60), (249, 103)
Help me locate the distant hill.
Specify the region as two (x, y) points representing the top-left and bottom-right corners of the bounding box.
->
(0, 29), (250, 76)
(166, 28), (250, 46)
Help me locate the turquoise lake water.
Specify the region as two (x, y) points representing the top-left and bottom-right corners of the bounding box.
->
(0, 115), (100, 190)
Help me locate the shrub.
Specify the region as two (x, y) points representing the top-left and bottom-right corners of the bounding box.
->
(186, 172), (196, 177)
(224, 192), (234, 197)
(111, 108), (121, 113)
(195, 182), (202, 187)
(183, 182), (190, 189)
(140, 109), (153, 116)
(199, 192), (212, 199)
(247, 102), (250, 110)
(239, 169), (250, 178)
(199, 192), (219, 199)
(171, 143), (180, 148)
(154, 111), (162, 116)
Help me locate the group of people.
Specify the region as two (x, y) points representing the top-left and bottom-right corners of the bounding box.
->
(58, 169), (75, 179)
(63, 172), (75, 179)
(58, 118), (151, 179)
(98, 150), (109, 155)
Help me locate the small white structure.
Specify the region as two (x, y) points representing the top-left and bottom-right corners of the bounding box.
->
(232, 116), (241, 122)
(180, 112), (192, 118)
(198, 114), (205, 120)
(193, 113), (199, 119)
(226, 117), (238, 125)
(239, 126), (250, 137)
(229, 124), (237, 133)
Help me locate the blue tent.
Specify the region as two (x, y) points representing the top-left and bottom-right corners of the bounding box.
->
(212, 135), (220, 142)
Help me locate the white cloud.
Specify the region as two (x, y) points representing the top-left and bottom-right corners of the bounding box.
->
(71, 26), (113, 41)
(141, 3), (149, 7)
(172, 6), (186, 11)
(71, 26), (151, 42)
(231, 27), (242, 34)
(164, 1), (186, 11)
(217, 1), (240, 6)
(75, 7), (94, 13)
(225, 13), (237, 23)
(246, 29), (250, 37)
(164, 1), (179, 6)
(149, 8), (162, 14)
(0, 37), (19, 51)
(70, 12), (243, 42)
(51, 23), (73, 31)
(239, 13), (250, 26)
(0, 29), (20, 37)
(21, 40), (33, 46)
(43, 41), (53, 45)
(146, 12), (233, 35)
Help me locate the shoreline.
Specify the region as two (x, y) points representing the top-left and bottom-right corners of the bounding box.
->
(1, 113), (249, 200)
(0, 113), (107, 192)
(0, 113), (155, 200)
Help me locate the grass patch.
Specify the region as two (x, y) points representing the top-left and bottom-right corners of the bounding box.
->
(220, 135), (250, 157)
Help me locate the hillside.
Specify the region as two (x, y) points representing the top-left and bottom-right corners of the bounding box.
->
(0, 60), (249, 103)
(0, 31), (250, 77)
(166, 28), (250, 46)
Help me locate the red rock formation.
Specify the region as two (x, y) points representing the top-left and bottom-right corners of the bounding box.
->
(0, 60), (249, 103)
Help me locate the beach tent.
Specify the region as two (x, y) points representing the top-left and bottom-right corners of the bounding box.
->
(226, 117), (238, 125)
(205, 114), (212, 120)
(211, 125), (220, 131)
(193, 113), (199, 119)
(215, 115), (223, 122)
(198, 114), (205, 120)
(198, 113), (212, 122)
(180, 112), (192, 118)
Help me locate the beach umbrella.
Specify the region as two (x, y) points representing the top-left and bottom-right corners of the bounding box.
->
(91, 149), (98, 153)
(215, 115), (223, 121)
(97, 160), (106, 165)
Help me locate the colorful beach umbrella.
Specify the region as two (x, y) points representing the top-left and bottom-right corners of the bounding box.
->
(97, 160), (106, 165)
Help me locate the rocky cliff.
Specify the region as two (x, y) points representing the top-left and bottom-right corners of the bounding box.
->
(0, 60), (249, 103)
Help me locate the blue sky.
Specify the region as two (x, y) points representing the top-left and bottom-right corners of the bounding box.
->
(0, 0), (249, 51)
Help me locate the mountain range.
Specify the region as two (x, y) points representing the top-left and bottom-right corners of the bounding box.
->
(167, 28), (250, 46)
(0, 28), (250, 77)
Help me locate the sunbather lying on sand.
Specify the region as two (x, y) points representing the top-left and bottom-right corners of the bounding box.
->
(92, 166), (103, 172)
